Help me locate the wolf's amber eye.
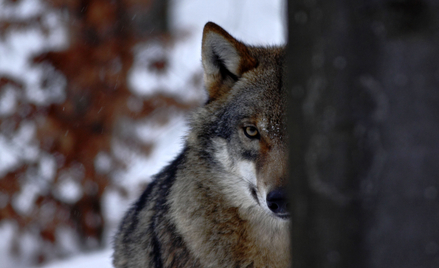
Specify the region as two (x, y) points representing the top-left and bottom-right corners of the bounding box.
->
(244, 126), (259, 139)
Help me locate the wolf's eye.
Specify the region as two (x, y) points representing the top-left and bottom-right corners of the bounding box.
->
(244, 126), (259, 139)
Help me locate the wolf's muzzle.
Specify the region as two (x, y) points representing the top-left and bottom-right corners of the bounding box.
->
(266, 189), (290, 219)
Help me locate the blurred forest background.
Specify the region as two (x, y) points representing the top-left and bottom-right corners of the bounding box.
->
(0, 0), (285, 267)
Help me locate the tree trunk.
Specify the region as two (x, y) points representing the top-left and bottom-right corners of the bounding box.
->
(286, 1), (439, 267)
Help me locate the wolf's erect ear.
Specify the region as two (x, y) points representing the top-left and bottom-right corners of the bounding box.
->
(202, 22), (258, 100)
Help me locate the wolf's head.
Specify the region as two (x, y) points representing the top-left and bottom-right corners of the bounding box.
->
(188, 22), (288, 221)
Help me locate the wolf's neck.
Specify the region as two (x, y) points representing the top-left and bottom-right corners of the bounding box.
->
(167, 149), (290, 267)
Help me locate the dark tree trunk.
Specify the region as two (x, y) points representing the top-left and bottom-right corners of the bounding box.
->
(286, 1), (439, 267)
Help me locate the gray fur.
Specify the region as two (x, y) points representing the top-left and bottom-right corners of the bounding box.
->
(113, 22), (290, 268)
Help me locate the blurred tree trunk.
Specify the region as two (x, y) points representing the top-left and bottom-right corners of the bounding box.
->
(286, 0), (439, 267)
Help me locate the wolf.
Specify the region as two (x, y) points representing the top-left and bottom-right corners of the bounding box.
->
(113, 22), (290, 268)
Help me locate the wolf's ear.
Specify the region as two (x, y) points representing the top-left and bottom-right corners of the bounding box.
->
(202, 22), (258, 101)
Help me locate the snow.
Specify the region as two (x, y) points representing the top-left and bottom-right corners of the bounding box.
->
(38, 154), (57, 182)
(0, 85), (17, 116)
(0, 0), (68, 106)
(171, 0), (286, 45)
(55, 226), (82, 256)
(11, 182), (41, 215)
(101, 188), (129, 230)
(94, 152), (113, 175)
(42, 249), (113, 268)
(0, 0), (44, 20)
(128, 39), (206, 102)
(0, 0), (67, 179)
(52, 165), (86, 204)
(0, 121), (39, 177)
(0, 221), (19, 268)
(54, 178), (83, 204)
(111, 110), (190, 195)
(0, 135), (22, 175)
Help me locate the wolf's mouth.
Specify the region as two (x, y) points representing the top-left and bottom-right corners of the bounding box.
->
(276, 213), (291, 220)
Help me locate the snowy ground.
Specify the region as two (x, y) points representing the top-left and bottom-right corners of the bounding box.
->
(42, 249), (113, 268)
(0, 0), (286, 267)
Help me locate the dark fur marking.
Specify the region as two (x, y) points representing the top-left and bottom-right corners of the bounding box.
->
(150, 216), (164, 268)
(208, 106), (238, 140)
(121, 148), (184, 241)
(212, 53), (239, 82)
(242, 150), (257, 161)
(249, 186), (260, 206)
(148, 149), (187, 267)
(119, 149), (187, 267)
(121, 178), (157, 244)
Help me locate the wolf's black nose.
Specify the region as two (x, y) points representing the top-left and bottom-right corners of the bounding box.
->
(266, 189), (290, 219)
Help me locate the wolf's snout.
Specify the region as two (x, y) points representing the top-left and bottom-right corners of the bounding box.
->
(266, 189), (290, 219)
